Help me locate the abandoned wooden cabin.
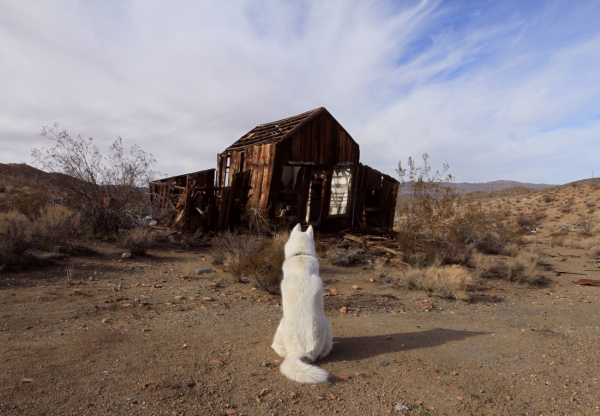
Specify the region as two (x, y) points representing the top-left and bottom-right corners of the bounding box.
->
(150, 107), (398, 233)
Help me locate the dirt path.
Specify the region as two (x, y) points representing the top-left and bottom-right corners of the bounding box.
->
(1, 242), (599, 415)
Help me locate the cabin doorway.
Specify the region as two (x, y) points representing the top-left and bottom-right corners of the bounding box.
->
(306, 175), (325, 223)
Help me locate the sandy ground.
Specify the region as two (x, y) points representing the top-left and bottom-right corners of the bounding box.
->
(1, 236), (599, 416)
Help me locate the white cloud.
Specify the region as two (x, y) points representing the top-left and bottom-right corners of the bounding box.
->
(0, 0), (599, 184)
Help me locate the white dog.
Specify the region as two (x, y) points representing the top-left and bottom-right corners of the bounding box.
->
(271, 224), (333, 383)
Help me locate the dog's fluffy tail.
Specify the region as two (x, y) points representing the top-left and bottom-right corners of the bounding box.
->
(280, 355), (329, 384)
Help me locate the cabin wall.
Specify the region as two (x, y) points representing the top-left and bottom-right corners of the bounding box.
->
(217, 142), (277, 212)
(266, 111), (361, 229)
(353, 164), (398, 229)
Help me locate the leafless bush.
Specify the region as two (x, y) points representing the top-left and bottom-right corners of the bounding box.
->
(32, 123), (160, 233)
(577, 213), (595, 236)
(395, 154), (520, 266)
(590, 244), (600, 258)
(119, 228), (154, 256)
(405, 264), (473, 301)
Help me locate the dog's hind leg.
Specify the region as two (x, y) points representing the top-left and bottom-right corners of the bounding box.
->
(271, 320), (287, 357)
(318, 325), (333, 359)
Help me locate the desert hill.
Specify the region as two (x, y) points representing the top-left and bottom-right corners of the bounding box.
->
(398, 179), (556, 197)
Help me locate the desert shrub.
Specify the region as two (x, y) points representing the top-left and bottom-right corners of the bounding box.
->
(212, 230), (263, 280)
(326, 247), (363, 266)
(119, 228), (154, 256)
(590, 244), (600, 258)
(241, 232), (288, 294)
(542, 194), (554, 203)
(500, 242), (521, 257)
(36, 205), (78, 252)
(0, 211), (38, 271)
(32, 124), (160, 234)
(395, 155), (520, 266)
(577, 213), (595, 236)
(405, 264), (473, 301)
(470, 251), (494, 281)
(501, 251), (542, 284)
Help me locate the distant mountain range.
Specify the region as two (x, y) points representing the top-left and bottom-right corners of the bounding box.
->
(398, 179), (557, 197)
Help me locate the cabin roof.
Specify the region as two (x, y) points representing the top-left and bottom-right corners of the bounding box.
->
(224, 107), (325, 151)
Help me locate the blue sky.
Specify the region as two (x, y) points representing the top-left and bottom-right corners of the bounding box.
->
(1, 0), (599, 184)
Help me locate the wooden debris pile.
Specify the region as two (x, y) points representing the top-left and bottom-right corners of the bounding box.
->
(149, 168), (251, 233)
(319, 230), (404, 263)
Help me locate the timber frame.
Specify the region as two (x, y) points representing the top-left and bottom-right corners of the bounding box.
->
(150, 107), (398, 233)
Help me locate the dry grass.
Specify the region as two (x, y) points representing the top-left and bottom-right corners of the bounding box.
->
(119, 228), (154, 256)
(36, 205), (77, 252)
(211, 230), (264, 280)
(500, 242), (522, 257)
(502, 251), (542, 284)
(0, 211), (38, 271)
(241, 232), (288, 294)
(405, 264), (473, 301)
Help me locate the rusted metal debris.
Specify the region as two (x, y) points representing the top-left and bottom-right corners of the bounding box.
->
(150, 107), (398, 233)
(574, 279), (600, 286)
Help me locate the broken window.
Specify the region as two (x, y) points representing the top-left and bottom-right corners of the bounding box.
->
(281, 166), (301, 190)
(329, 167), (351, 215)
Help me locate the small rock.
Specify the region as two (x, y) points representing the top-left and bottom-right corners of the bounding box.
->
(154, 284), (164, 288)
(197, 268), (215, 275)
(101, 318), (110, 324)
(259, 388), (270, 396)
(451, 371), (459, 376)
(174, 296), (186, 300)
(88, 276), (94, 281)
(21, 378), (34, 384)
(122, 253), (132, 259)
(203, 296), (214, 301)
(225, 409), (236, 415)
(395, 404), (410, 412)
(378, 360), (389, 367)
(352, 285), (361, 290)
(339, 307), (348, 314)
(340, 375), (350, 380)
(210, 359), (224, 366)
(261, 362), (271, 368)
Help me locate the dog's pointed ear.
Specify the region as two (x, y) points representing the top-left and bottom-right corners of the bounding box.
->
(306, 225), (314, 239)
(292, 223), (301, 234)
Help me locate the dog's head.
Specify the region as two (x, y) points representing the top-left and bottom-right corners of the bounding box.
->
(284, 223), (316, 259)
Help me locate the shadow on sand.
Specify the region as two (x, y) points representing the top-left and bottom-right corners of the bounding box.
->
(325, 328), (486, 362)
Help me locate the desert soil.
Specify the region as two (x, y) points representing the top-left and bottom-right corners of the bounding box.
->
(1, 238), (599, 416)
(2, 182), (600, 416)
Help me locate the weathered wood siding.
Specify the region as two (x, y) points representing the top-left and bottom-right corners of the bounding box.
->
(354, 164), (398, 229)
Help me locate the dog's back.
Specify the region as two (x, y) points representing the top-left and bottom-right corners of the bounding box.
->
(271, 224), (332, 383)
